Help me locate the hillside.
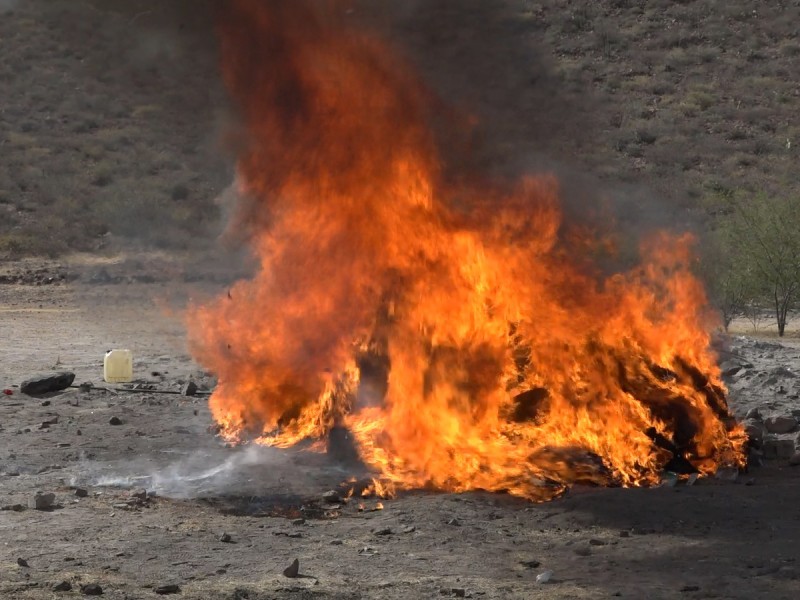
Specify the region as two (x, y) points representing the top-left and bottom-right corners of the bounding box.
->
(1, 0), (798, 257)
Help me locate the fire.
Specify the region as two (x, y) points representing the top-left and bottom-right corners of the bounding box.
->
(188, 0), (745, 501)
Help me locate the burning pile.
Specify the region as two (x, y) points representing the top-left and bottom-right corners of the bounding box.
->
(188, 0), (745, 501)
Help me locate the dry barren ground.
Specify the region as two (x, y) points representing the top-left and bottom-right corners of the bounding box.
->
(0, 261), (798, 600)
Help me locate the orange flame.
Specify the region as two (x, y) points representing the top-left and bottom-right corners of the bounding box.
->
(188, 0), (745, 501)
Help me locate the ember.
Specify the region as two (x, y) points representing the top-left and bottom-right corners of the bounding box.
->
(188, 0), (746, 501)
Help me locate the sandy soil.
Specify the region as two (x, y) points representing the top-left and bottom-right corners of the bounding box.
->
(1, 264), (799, 600)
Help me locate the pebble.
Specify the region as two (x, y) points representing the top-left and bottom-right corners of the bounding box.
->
(219, 533), (233, 543)
(373, 527), (393, 536)
(520, 559), (541, 568)
(53, 581), (72, 592)
(291, 518), (305, 526)
(17, 557), (29, 567)
(108, 417), (122, 426)
(447, 518), (461, 526)
(80, 583), (103, 596)
(75, 488), (89, 498)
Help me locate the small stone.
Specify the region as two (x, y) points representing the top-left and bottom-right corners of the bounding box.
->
(764, 416), (798, 434)
(41, 400), (51, 407)
(330, 540), (343, 545)
(32, 492), (55, 510)
(789, 452), (800, 466)
(54, 581), (72, 592)
(574, 546), (591, 556)
(154, 584), (181, 595)
(80, 583), (103, 595)
(181, 381), (198, 397)
(401, 525), (416, 533)
(75, 488), (89, 498)
(447, 518), (461, 526)
(520, 559), (541, 568)
(108, 416), (122, 426)
(536, 570), (553, 584)
(450, 589), (466, 598)
(373, 527), (393, 536)
(321, 490), (340, 503)
(745, 407), (761, 420)
(283, 558), (300, 578)
(219, 533), (232, 543)
(130, 489), (148, 501)
(588, 538), (606, 546)
(291, 518), (305, 525)
(17, 557), (29, 567)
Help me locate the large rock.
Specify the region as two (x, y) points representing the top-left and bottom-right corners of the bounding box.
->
(20, 372), (75, 396)
(763, 437), (796, 459)
(764, 416), (799, 434)
(744, 421), (764, 446)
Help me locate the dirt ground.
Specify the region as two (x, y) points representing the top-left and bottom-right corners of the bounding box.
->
(0, 260), (798, 600)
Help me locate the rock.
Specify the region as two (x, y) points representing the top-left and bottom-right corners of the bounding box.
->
(291, 518), (305, 526)
(108, 416), (123, 426)
(75, 488), (88, 498)
(20, 372), (75, 396)
(80, 583), (103, 595)
(771, 366), (796, 378)
(1, 504), (26, 512)
(536, 570), (553, 584)
(321, 490), (340, 503)
(589, 538), (606, 546)
(401, 525), (416, 533)
(764, 416), (799, 434)
(181, 381), (198, 396)
(745, 407), (762, 421)
(283, 558), (300, 578)
(54, 581), (72, 592)
(520, 559), (541, 568)
(744, 422), (764, 445)
(449, 589), (466, 598)
(17, 557), (29, 567)
(155, 584), (181, 595)
(31, 492), (55, 510)
(219, 533), (232, 543)
(763, 437), (796, 459)
(789, 452), (800, 466)
(574, 546), (592, 556)
(447, 518), (461, 526)
(130, 489), (148, 501)
(373, 527), (393, 536)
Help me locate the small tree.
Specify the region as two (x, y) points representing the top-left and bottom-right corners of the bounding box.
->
(717, 193), (800, 337)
